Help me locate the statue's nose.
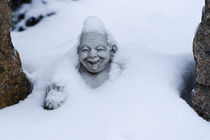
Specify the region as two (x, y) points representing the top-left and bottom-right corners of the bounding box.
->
(89, 50), (97, 58)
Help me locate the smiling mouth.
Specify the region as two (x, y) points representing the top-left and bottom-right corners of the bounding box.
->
(87, 59), (100, 66)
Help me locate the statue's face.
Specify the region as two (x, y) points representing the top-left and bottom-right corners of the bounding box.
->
(78, 32), (111, 73)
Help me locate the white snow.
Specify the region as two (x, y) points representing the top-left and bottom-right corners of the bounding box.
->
(80, 16), (118, 49)
(0, 0), (209, 140)
(82, 16), (106, 34)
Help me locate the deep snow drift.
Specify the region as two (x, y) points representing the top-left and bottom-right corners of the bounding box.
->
(0, 0), (209, 140)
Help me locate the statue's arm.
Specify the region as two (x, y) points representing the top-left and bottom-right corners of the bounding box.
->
(43, 82), (66, 110)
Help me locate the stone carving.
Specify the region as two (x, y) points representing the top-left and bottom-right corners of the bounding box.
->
(78, 33), (117, 88)
(44, 17), (118, 110)
(192, 85), (210, 121)
(192, 0), (210, 121)
(0, 0), (31, 109)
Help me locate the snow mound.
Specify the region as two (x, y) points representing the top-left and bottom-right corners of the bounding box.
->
(81, 16), (117, 49)
(82, 16), (106, 35)
(2, 0), (209, 140)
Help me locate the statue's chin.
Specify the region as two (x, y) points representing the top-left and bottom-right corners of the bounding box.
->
(86, 68), (101, 74)
(85, 65), (107, 74)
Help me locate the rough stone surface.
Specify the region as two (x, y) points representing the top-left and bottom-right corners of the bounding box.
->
(192, 84), (210, 121)
(0, 0), (31, 109)
(192, 0), (210, 121)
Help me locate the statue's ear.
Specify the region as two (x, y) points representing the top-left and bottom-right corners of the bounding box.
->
(111, 44), (117, 54)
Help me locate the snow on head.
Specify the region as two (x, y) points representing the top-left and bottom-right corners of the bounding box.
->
(81, 16), (117, 48)
(82, 16), (106, 35)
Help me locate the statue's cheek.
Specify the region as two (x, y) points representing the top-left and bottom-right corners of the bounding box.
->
(79, 52), (89, 59)
(97, 51), (110, 58)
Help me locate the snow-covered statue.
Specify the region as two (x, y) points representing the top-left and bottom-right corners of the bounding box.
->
(44, 17), (119, 110)
(78, 18), (117, 88)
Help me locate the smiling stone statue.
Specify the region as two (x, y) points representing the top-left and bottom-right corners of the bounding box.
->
(44, 17), (118, 110)
(78, 31), (117, 88)
(79, 32), (112, 74)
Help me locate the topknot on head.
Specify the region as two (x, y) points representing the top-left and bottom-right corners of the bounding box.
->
(82, 16), (106, 35)
(79, 16), (118, 53)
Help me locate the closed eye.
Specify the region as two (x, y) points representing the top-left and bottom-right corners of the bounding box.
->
(97, 46), (106, 51)
(81, 46), (90, 51)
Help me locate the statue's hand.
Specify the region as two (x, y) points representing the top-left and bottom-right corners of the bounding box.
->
(43, 83), (66, 110)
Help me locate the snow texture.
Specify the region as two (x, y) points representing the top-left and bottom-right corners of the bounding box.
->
(0, 0), (209, 140)
(13, 0), (56, 30)
(82, 16), (106, 34)
(80, 16), (117, 49)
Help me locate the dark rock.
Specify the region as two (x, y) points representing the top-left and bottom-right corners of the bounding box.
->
(192, 84), (210, 121)
(9, 0), (31, 11)
(18, 26), (25, 32)
(193, 0), (210, 86)
(0, 0), (31, 109)
(192, 0), (210, 121)
(26, 17), (39, 27)
(18, 13), (25, 22)
(11, 1), (56, 31)
(25, 16), (44, 27)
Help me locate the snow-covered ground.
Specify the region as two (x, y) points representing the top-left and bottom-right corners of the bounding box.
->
(0, 0), (209, 140)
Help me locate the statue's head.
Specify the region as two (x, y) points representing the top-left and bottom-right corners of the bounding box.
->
(78, 17), (117, 74)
